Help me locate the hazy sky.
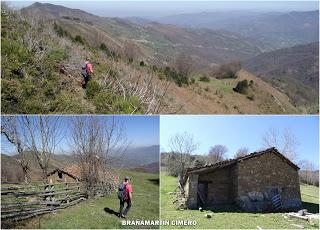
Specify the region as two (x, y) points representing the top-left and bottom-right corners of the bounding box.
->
(7, 1), (319, 18)
(160, 115), (319, 166)
(1, 115), (160, 155)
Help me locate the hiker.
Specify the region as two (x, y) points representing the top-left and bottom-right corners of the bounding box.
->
(81, 57), (93, 88)
(118, 176), (133, 218)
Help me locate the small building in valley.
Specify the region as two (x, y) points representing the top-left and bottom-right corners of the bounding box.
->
(47, 165), (80, 183)
(182, 147), (301, 211)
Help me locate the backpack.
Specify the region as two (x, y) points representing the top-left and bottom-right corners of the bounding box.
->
(81, 63), (87, 70)
(118, 183), (127, 201)
(81, 63), (88, 75)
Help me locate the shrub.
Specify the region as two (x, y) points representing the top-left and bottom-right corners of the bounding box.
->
(140, 61), (145, 66)
(93, 92), (144, 114)
(100, 43), (107, 50)
(163, 66), (189, 87)
(57, 27), (64, 37)
(214, 61), (241, 79)
(152, 65), (158, 72)
(1, 79), (21, 113)
(86, 80), (101, 99)
(199, 75), (210, 82)
(110, 51), (119, 60)
(112, 96), (143, 114)
(226, 71), (236, 78)
(45, 48), (68, 68)
(100, 43), (110, 55)
(74, 35), (85, 45)
(233, 80), (249, 94)
(53, 23), (69, 38)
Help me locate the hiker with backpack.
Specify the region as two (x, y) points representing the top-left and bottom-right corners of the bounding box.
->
(118, 176), (133, 218)
(81, 57), (93, 88)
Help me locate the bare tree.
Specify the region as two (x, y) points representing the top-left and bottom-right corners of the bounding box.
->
(207, 145), (228, 164)
(174, 53), (193, 78)
(99, 62), (171, 114)
(235, 147), (249, 158)
(213, 61), (241, 79)
(1, 116), (30, 183)
(299, 160), (318, 186)
(70, 116), (128, 197)
(169, 132), (199, 176)
(262, 127), (299, 162)
(22, 116), (63, 182)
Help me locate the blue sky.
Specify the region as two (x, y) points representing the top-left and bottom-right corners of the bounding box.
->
(2, 115), (319, 167)
(1, 115), (159, 155)
(7, 1), (319, 17)
(160, 115), (319, 167)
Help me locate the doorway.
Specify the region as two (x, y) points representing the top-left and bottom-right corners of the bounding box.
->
(197, 182), (208, 207)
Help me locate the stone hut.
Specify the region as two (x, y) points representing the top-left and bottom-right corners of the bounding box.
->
(182, 147), (301, 211)
(47, 165), (80, 183)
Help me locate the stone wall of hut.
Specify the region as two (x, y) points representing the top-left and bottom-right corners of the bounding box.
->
(47, 171), (77, 184)
(237, 151), (301, 210)
(198, 165), (237, 206)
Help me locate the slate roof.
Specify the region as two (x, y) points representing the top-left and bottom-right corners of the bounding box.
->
(47, 164), (81, 180)
(184, 147), (299, 180)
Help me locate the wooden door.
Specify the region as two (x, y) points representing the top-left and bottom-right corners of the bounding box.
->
(197, 182), (208, 207)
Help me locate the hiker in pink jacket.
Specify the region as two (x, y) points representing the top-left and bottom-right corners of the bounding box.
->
(81, 57), (93, 88)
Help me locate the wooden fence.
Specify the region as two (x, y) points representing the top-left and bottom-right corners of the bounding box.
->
(1, 182), (87, 223)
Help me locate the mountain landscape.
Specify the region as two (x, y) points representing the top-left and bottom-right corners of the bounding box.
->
(153, 10), (319, 51)
(1, 145), (159, 183)
(244, 42), (319, 112)
(1, 2), (319, 114)
(19, 2), (262, 67)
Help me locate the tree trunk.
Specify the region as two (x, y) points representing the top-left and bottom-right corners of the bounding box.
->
(42, 168), (48, 183)
(23, 170), (28, 184)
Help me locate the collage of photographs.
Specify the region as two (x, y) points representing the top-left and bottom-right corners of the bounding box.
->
(0, 0), (319, 229)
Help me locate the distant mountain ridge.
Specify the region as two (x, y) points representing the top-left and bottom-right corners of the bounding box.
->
(1, 145), (159, 183)
(243, 42), (319, 111)
(154, 10), (319, 51)
(20, 2), (262, 67)
(122, 145), (159, 168)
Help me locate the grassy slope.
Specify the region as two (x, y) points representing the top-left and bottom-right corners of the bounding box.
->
(2, 5), (303, 115)
(1, 153), (75, 182)
(165, 70), (299, 114)
(300, 183), (319, 214)
(160, 174), (319, 229)
(15, 170), (159, 229)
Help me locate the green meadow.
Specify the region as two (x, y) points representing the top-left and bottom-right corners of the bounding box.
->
(160, 174), (319, 229)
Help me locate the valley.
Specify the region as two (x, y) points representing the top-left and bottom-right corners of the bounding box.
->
(1, 2), (318, 114)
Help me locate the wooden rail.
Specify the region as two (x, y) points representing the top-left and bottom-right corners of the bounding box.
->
(1, 182), (87, 222)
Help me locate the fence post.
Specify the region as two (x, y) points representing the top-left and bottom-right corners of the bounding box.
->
(51, 184), (54, 201)
(65, 180), (69, 204)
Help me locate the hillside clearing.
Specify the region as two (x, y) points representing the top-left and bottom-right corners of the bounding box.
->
(165, 70), (300, 114)
(11, 171), (159, 229)
(160, 174), (319, 229)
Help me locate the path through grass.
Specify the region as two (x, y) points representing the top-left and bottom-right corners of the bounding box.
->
(14, 170), (159, 229)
